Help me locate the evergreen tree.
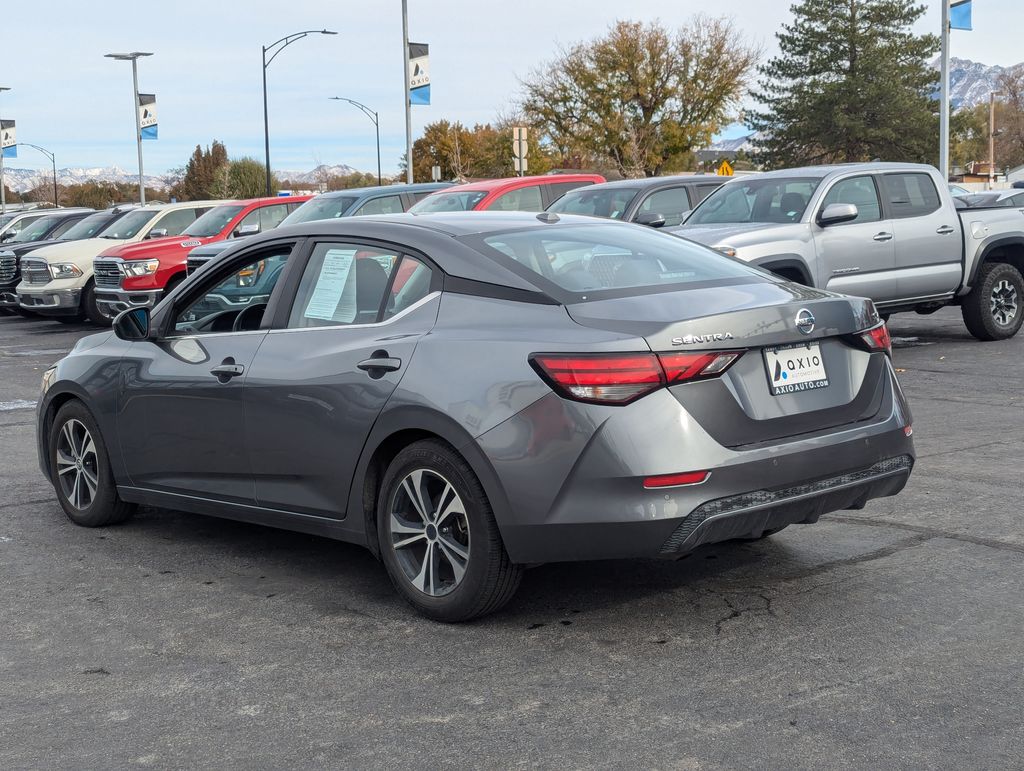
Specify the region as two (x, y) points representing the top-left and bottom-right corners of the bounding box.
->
(227, 158), (275, 199)
(172, 140), (229, 200)
(750, 0), (939, 168)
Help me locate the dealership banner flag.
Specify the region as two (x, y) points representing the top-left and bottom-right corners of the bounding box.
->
(1, 120), (15, 158)
(951, 0), (972, 30)
(408, 43), (430, 105)
(139, 94), (158, 140)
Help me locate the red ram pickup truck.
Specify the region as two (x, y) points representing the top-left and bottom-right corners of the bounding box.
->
(93, 194), (310, 318)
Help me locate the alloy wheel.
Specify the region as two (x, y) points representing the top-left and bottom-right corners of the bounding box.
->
(389, 468), (471, 597)
(55, 418), (99, 510)
(990, 278), (1018, 326)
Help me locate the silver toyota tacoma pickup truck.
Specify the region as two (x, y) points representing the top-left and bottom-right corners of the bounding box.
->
(671, 163), (1024, 340)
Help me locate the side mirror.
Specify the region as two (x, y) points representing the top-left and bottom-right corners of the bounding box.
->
(0, 232), (15, 242)
(146, 228), (168, 239)
(113, 307), (150, 341)
(818, 203), (859, 226)
(233, 223), (261, 238)
(634, 212), (667, 228)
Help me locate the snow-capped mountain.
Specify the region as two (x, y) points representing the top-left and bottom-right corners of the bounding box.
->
(934, 57), (1024, 109)
(1, 162), (363, 194)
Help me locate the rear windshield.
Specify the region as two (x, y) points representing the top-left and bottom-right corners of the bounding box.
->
(547, 187), (638, 220)
(185, 204), (245, 237)
(467, 224), (761, 297)
(97, 209), (158, 239)
(688, 177), (822, 225)
(410, 190), (487, 213)
(281, 196), (358, 225)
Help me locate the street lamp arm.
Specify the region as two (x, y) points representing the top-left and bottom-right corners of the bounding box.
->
(264, 30), (337, 68)
(18, 142), (54, 163)
(330, 97), (378, 125)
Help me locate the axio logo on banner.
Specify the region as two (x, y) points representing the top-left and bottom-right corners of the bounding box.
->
(0, 120), (15, 158)
(408, 42), (430, 105)
(138, 94), (158, 140)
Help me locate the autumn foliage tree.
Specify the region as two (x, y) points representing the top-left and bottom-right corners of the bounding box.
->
(408, 120), (556, 182)
(520, 18), (759, 177)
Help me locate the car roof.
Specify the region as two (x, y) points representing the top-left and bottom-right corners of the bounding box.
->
(314, 182), (452, 200)
(738, 162), (938, 180)
(561, 176), (722, 192)
(436, 174), (603, 194)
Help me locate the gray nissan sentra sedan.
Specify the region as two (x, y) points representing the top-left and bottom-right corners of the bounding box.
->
(36, 212), (915, 621)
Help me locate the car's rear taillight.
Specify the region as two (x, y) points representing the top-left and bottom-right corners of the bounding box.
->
(859, 322), (892, 356)
(530, 350), (743, 405)
(643, 470), (710, 489)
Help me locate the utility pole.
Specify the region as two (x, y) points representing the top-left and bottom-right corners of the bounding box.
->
(402, 0), (413, 183)
(105, 52), (152, 205)
(939, 1), (951, 181)
(0, 87), (10, 215)
(989, 91), (1003, 190)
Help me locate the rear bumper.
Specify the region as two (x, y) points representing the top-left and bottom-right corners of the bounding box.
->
(18, 286), (82, 315)
(94, 288), (163, 318)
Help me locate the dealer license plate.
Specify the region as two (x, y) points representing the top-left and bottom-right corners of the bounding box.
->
(764, 342), (829, 396)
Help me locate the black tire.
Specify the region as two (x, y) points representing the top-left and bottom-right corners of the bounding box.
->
(82, 281), (111, 327)
(962, 261), (1024, 341)
(377, 439), (522, 622)
(49, 400), (136, 527)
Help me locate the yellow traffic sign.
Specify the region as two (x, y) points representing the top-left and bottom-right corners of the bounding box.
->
(717, 159), (734, 177)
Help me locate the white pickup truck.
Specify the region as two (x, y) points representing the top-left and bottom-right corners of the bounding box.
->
(672, 163), (1024, 340)
(17, 200), (220, 324)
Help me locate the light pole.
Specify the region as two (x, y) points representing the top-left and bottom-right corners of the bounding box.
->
(20, 143), (58, 208)
(105, 52), (152, 205)
(0, 86), (10, 215)
(330, 97), (381, 186)
(262, 29), (337, 197)
(402, 0), (413, 183)
(989, 91), (1004, 190)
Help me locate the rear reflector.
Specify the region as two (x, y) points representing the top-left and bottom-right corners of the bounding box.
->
(643, 470), (710, 489)
(859, 322), (892, 355)
(531, 350), (744, 405)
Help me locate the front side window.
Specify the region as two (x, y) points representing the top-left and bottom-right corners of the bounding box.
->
(234, 209), (262, 235)
(636, 187), (692, 226)
(881, 173), (941, 218)
(61, 212), (116, 240)
(173, 248), (293, 334)
(694, 184), (721, 203)
(152, 208), (203, 237)
(688, 177), (822, 225)
(547, 187), (638, 220)
(488, 185), (544, 212)
(288, 243), (402, 328)
(819, 176), (882, 224)
(280, 196), (357, 225)
(185, 205), (246, 237)
(470, 223), (764, 296)
(410, 190), (487, 213)
(3, 214), (44, 237)
(353, 195), (405, 216)
(259, 203), (291, 231)
(9, 215), (64, 243)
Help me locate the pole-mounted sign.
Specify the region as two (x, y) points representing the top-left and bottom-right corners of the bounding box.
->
(409, 42), (430, 105)
(950, 0), (973, 30)
(138, 94), (157, 140)
(512, 126), (528, 175)
(1, 120), (15, 158)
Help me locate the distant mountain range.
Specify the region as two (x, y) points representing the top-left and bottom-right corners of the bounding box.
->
(938, 57), (1023, 109)
(0, 163), (362, 194)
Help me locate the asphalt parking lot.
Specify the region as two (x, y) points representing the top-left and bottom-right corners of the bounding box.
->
(1, 307), (1022, 769)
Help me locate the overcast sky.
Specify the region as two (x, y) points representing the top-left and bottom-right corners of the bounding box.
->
(2, 0), (1021, 176)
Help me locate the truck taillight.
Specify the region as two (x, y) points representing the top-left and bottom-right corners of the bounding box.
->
(530, 351), (744, 405)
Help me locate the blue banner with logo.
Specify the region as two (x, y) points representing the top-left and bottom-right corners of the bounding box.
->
(1, 119), (15, 157)
(951, 0), (972, 31)
(139, 94), (158, 141)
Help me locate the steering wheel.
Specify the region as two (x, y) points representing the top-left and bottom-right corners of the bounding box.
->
(233, 302), (268, 332)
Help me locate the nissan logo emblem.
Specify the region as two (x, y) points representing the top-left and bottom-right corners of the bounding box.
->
(795, 309), (815, 335)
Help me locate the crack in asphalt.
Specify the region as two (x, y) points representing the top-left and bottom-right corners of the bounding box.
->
(916, 439), (1019, 459)
(827, 514), (1024, 556)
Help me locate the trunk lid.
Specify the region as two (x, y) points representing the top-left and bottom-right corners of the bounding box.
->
(566, 280), (887, 447)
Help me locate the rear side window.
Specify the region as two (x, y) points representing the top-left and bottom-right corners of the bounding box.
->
(636, 187), (692, 226)
(488, 185), (544, 212)
(287, 242), (401, 328)
(881, 173), (941, 218)
(471, 224), (762, 296)
(819, 176), (882, 224)
(383, 256), (433, 320)
(353, 195), (405, 216)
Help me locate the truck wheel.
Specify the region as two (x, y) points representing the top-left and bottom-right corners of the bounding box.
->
(962, 262), (1024, 341)
(82, 281), (111, 327)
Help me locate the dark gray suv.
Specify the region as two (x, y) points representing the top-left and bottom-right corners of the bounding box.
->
(37, 212), (915, 621)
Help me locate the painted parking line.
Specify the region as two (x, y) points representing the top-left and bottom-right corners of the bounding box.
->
(0, 400), (38, 411)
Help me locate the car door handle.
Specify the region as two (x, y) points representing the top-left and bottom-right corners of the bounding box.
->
(872, 232), (893, 242)
(357, 356), (402, 373)
(210, 363), (245, 380)
(936, 225), (956, 235)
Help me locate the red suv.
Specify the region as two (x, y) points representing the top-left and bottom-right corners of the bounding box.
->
(408, 174), (605, 213)
(93, 195), (311, 317)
